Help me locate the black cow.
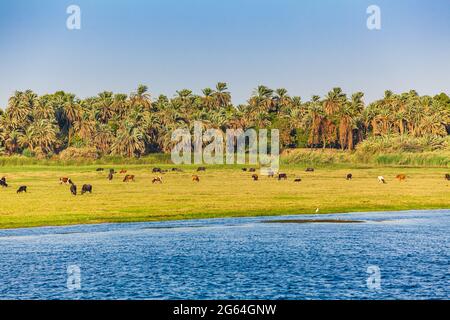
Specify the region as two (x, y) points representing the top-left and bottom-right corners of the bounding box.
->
(197, 167), (206, 172)
(278, 173), (288, 180)
(96, 168), (104, 172)
(70, 184), (77, 196)
(153, 167), (162, 173)
(17, 186), (27, 193)
(346, 174), (353, 180)
(252, 174), (259, 181)
(171, 168), (183, 172)
(108, 172), (114, 181)
(0, 177), (7, 188)
(109, 169), (116, 174)
(249, 168), (257, 173)
(242, 168), (248, 172)
(294, 178), (302, 183)
(445, 174), (450, 181)
(81, 184), (92, 195)
(305, 168), (315, 172)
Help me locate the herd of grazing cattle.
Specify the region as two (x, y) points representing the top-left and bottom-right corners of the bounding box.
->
(59, 176), (92, 195)
(239, 169), (429, 184)
(0, 168), (449, 196)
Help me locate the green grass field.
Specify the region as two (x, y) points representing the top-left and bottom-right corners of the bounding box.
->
(0, 164), (449, 229)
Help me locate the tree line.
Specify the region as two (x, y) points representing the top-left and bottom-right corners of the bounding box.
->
(0, 84), (449, 158)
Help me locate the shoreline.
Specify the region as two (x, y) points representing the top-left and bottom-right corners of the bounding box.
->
(1, 208), (450, 232)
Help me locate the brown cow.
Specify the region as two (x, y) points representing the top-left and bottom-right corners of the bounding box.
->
(59, 177), (70, 184)
(252, 174), (259, 181)
(396, 174), (407, 182)
(119, 169), (127, 174)
(152, 177), (163, 184)
(445, 174), (450, 181)
(123, 175), (135, 182)
(192, 175), (200, 182)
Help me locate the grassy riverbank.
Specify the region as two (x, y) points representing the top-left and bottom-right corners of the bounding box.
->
(0, 163), (449, 229)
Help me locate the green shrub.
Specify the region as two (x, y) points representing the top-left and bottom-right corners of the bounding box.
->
(22, 148), (34, 158)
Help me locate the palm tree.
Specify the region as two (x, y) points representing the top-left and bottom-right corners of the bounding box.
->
(22, 119), (58, 153)
(95, 91), (114, 124)
(112, 93), (129, 117)
(7, 91), (33, 128)
(324, 87), (346, 115)
(249, 85), (274, 114)
(112, 123), (147, 157)
(175, 89), (194, 104)
(274, 88), (292, 114)
(73, 110), (96, 145)
(202, 88), (215, 109)
(338, 92), (364, 150)
(63, 94), (81, 146)
(0, 85), (448, 157)
(33, 98), (55, 120)
(94, 123), (115, 154)
(130, 84), (152, 110)
(213, 82), (231, 108)
(307, 95), (324, 147)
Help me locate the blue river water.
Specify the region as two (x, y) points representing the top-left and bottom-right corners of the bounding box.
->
(0, 210), (449, 300)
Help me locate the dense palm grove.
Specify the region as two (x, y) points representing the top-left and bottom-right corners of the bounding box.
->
(0, 84), (449, 158)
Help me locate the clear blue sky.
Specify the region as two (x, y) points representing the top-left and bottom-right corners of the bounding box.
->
(0, 0), (449, 107)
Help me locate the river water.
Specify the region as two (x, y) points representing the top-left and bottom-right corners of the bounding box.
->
(0, 210), (449, 299)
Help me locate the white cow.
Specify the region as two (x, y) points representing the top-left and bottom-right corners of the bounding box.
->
(378, 176), (386, 184)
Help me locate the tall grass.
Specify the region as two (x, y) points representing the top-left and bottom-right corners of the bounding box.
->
(1, 135), (449, 168)
(282, 135), (450, 167)
(355, 135), (449, 154)
(0, 154), (173, 167)
(1, 151), (448, 168)
(374, 153), (450, 166)
(282, 149), (354, 166)
(353, 135), (450, 167)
